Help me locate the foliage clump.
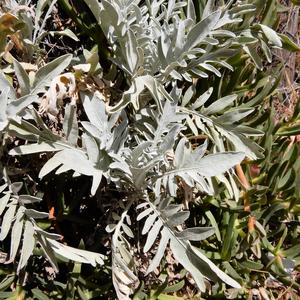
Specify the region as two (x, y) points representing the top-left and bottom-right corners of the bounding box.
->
(0, 0), (300, 299)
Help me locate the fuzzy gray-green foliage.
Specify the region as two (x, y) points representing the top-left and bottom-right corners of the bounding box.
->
(0, 0), (295, 299)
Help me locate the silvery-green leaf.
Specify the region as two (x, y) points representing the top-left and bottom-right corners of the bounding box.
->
(19, 195), (42, 204)
(243, 45), (263, 70)
(9, 207), (25, 261)
(47, 238), (105, 266)
(0, 88), (8, 130)
(214, 60), (234, 71)
(182, 85), (194, 107)
(192, 87), (213, 109)
(91, 170), (103, 196)
(125, 29), (139, 74)
(63, 103), (78, 146)
(203, 95), (237, 115)
(25, 209), (49, 219)
(35, 227), (61, 240)
(216, 108), (254, 124)
(170, 238), (206, 291)
(152, 100), (182, 146)
(187, 0), (196, 22)
(143, 219), (163, 252)
(99, 0), (119, 38)
(0, 193), (11, 215)
(214, 12), (242, 28)
(8, 119), (41, 141)
(166, 0), (175, 20)
(49, 29), (79, 41)
(122, 224), (134, 238)
(11, 182), (23, 194)
(184, 10), (221, 51)
(0, 72), (15, 100)
(162, 148), (244, 188)
(47, 240), (91, 264)
(131, 141), (152, 168)
(167, 211), (190, 227)
(158, 124), (182, 154)
(182, 72), (192, 82)
(81, 121), (103, 142)
(81, 92), (107, 130)
(260, 24), (282, 47)
(230, 3), (256, 16)
(162, 204), (181, 217)
(174, 21), (186, 57)
(189, 244), (241, 288)
(108, 76), (146, 112)
(131, 154), (163, 188)
(82, 133), (99, 163)
(236, 36), (258, 44)
(137, 207), (152, 221)
(9, 141), (65, 155)
(6, 95), (39, 117)
(202, 0), (214, 19)
(191, 152), (245, 177)
(136, 202), (149, 210)
(32, 54), (73, 93)
(0, 203), (17, 241)
(203, 37), (219, 45)
(261, 40), (272, 63)
(17, 220), (35, 273)
(52, 149), (94, 176)
(175, 138), (187, 165)
(142, 213), (157, 235)
(199, 63), (221, 77)
(36, 234), (59, 272)
(146, 227), (170, 274)
(212, 29), (236, 38)
(110, 161), (131, 176)
(13, 59), (30, 96)
(190, 68), (209, 78)
(175, 227), (215, 241)
(234, 126), (264, 136)
(0, 183), (8, 194)
(39, 154), (63, 178)
(186, 115), (198, 135)
(169, 69), (182, 80)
